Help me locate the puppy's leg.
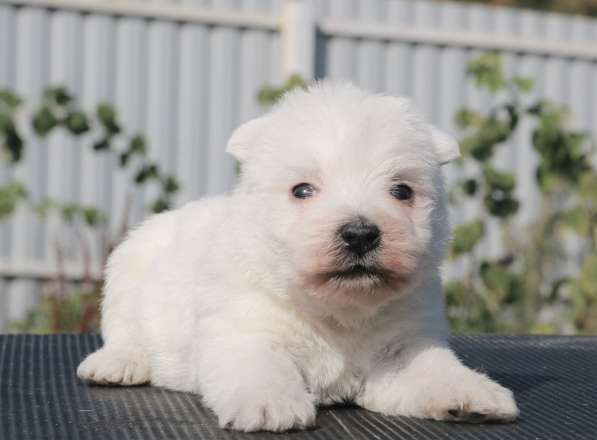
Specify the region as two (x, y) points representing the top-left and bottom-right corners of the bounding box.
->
(77, 345), (150, 386)
(195, 326), (316, 432)
(77, 264), (151, 386)
(77, 277), (151, 386)
(358, 344), (518, 423)
(77, 294), (151, 386)
(78, 214), (175, 386)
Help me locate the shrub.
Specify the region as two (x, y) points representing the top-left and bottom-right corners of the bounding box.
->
(1, 87), (181, 333)
(447, 53), (596, 334)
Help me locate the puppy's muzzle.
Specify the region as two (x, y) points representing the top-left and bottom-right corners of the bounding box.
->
(338, 217), (381, 257)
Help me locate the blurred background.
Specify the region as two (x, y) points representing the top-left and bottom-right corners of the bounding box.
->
(0, 0), (596, 334)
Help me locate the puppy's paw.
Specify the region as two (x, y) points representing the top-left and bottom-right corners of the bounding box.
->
(212, 383), (316, 432)
(409, 371), (518, 423)
(77, 347), (150, 386)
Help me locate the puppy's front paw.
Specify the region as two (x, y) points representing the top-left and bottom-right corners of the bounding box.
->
(77, 347), (150, 386)
(211, 381), (316, 432)
(409, 371), (518, 423)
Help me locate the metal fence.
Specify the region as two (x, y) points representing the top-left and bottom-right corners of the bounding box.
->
(1, 0), (597, 330)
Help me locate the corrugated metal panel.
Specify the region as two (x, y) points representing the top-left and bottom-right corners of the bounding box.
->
(0, 0), (284, 329)
(1, 0), (597, 330)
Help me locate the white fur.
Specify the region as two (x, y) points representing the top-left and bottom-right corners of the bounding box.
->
(77, 82), (518, 431)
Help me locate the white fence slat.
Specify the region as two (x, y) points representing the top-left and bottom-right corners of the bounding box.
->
(206, 26), (241, 195)
(176, 24), (211, 204)
(13, 7), (49, 265)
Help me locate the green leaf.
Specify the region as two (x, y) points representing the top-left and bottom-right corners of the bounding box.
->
(460, 116), (512, 162)
(65, 111), (90, 135)
(285, 74), (306, 90)
(257, 87), (279, 107)
(0, 90), (22, 109)
(119, 152), (130, 167)
(480, 261), (510, 293)
(443, 280), (469, 305)
(512, 76), (534, 93)
(162, 176), (179, 194)
(53, 87), (72, 106)
(462, 178), (478, 196)
(460, 135), (493, 162)
(466, 52), (506, 94)
(450, 220), (485, 258)
(482, 167), (519, 218)
(535, 165), (562, 193)
(3, 122), (24, 162)
(257, 74), (306, 107)
(560, 207), (590, 236)
(0, 112), (10, 133)
(483, 166), (516, 193)
(93, 138), (110, 151)
(504, 103), (520, 131)
(579, 173), (597, 203)
(44, 86), (72, 106)
(96, 103), (120, 135)
(129, 134), (146, 155)
(32, 106), (58, 136)
(151, 198), (170, 213)
(531, 102), (592, 187)
(0, 182), (27, 219)
(526, 100), (545, 116)
(530, 323), (557, 335)
(573, 254), (597, 300)
(96, 103), (114, 123)
(483, 194), (519, 218)
(454, 108), (480, 129)
(135, 164), (159, 184)
(82, 207), (105, 227)
(479, 260), (524, 304)
(61, 204), (79, 222)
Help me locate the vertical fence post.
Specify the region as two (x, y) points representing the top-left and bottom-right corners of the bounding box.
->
(282, 0), (316, 81)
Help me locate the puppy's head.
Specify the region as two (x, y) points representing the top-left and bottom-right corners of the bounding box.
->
(227, 82), (459, 316)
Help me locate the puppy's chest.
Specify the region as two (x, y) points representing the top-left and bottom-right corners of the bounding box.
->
(296, 331), (376, 405)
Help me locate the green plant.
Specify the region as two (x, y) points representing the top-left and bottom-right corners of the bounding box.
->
(257, 74), (306, 107)
(0, 86), (182, 333)
(9, 286), (101, 333)
(1, 87), (180, 218)
(448, 52), (597, 334)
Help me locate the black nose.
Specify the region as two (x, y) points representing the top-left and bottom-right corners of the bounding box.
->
(338, 218), (381, 256)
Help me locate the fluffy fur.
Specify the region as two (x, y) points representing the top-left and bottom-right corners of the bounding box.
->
(78, 82), (518, 431)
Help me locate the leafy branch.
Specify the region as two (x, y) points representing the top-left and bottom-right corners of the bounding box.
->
(1, 86), (184, 334)
(447, 52), (597, 333)
(0, 86), (180, 222)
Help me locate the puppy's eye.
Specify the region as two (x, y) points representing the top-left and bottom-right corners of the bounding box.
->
(390, 184), (413, 201)
(292, 183), (315, 199)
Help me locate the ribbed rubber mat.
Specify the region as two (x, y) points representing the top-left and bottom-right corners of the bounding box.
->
(0, 334), (595, 439)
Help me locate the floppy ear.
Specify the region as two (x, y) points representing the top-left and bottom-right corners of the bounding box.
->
(226, 115), (270, 162)
(430, 126), (460, 165)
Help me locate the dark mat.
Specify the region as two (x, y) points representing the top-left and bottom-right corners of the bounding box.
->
(1, 334), (596, 439)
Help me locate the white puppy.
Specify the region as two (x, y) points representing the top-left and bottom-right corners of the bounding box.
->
(78, 82), (518, 431)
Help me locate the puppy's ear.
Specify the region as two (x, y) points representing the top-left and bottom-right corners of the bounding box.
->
(226, 116), (270, 162)
(382, 96), (460, 165)
(430, 126), (460, 165)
